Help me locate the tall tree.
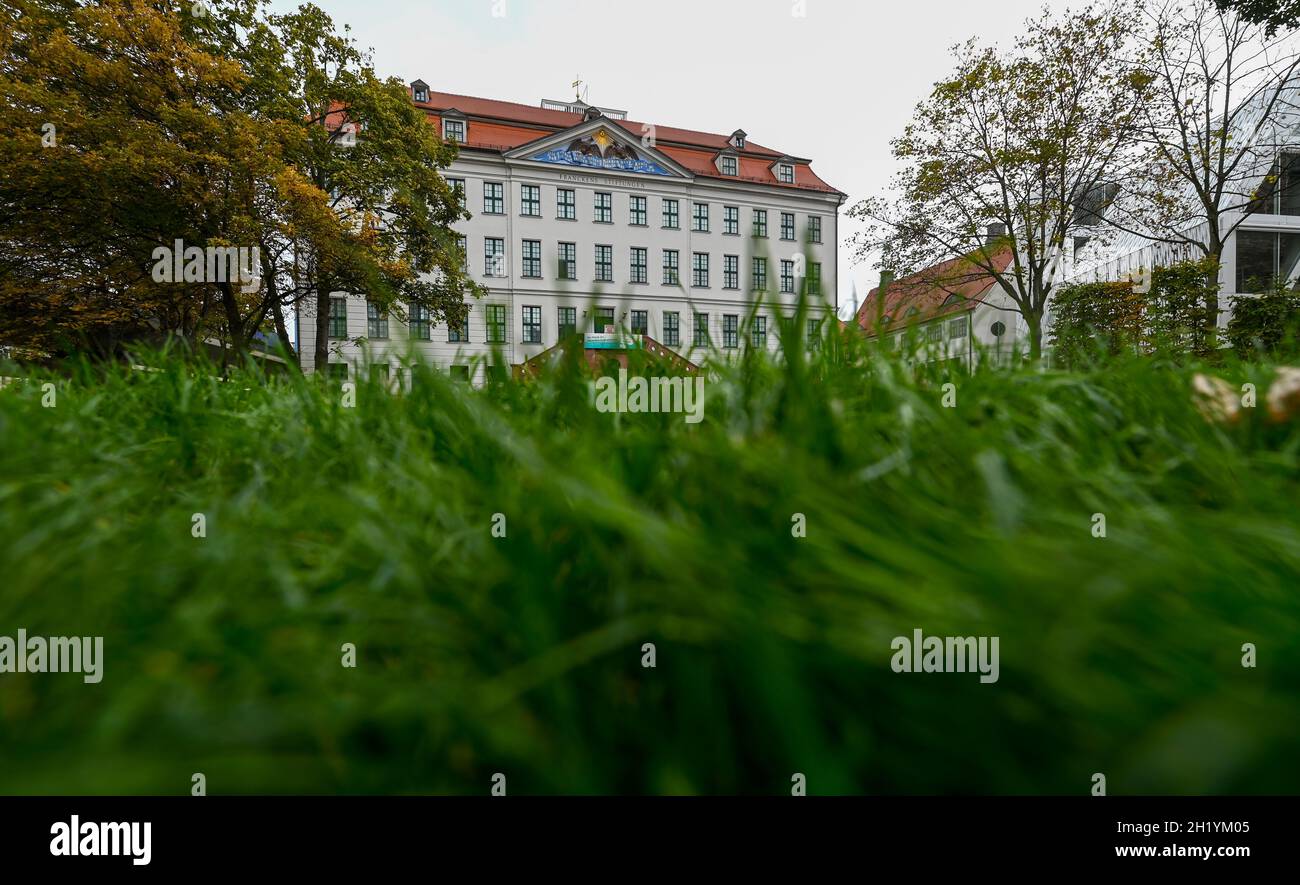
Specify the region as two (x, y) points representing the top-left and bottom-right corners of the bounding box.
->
(850, 2), (1149, 360)
(263, 3), (475, 373)
(1106, 0), (1300, 338)
(0, 0), (248, 356)
(0, 0), (474, 364)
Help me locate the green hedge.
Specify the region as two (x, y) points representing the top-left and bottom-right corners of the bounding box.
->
(1049, 258), (1221, 366)
(1227, 280), (1300, 360)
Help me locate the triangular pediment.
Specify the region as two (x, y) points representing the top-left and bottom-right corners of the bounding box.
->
(505, 118), (692, 179)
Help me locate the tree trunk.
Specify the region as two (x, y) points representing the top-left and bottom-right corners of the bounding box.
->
(271, 298), (294, 368)
(1204, 238), (1223, 353)
(219, 281), (246, 371)
(1026, 313), (1043, 362)
(313, 275), (332, 375)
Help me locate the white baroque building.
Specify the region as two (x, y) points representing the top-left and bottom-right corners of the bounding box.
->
(298, 86), (845, 382)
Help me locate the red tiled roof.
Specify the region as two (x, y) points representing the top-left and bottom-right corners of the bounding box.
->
(856, 249), (1014, 336)
(416, 89), (843, 196)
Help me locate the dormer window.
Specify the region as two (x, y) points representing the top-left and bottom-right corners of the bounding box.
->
(443, 119), (465, 143)
(411, 79), (429, 103)
(721, 156), (738, 176)
(730, 129), (747, 150)
(777, 163), (795, 184)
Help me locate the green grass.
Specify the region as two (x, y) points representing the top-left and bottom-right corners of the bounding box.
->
(1, 329), (1299, 795)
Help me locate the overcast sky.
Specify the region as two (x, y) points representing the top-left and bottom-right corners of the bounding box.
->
(271, 0), (1065, 317)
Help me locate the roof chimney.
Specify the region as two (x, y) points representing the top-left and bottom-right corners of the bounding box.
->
(986, 223), (1007, 246)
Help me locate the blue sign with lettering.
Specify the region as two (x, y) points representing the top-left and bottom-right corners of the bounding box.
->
(531, 149), (672, 176)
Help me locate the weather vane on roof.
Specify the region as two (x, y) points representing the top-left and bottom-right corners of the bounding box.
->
(572, 75), (588, 103)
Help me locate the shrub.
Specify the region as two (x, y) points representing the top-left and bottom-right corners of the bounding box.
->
(1048, 279), (1142, 367)
(1227, 278), (1300, 360)
(1146, 258), (1221, 358)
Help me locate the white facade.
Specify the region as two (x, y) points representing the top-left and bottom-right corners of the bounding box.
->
(298, 113), (843, 383)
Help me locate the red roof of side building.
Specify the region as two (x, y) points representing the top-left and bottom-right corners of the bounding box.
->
(416, 89), (844, 196)
(855, 249), (1015, 337)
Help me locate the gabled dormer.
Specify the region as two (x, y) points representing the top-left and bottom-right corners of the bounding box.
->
(770, 156), (796, 185)
(440, 108), (467, 144)
(505, 116), (694, 179)
(715, 147), (740, 177)
(729, 129), (747, 150)
(410, 79), (429, 103)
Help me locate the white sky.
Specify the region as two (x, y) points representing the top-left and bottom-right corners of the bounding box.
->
(271, 0), (1065, 317)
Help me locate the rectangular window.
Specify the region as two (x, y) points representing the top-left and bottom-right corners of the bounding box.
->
(724, 254), (739, 289)
(948, 316), (969, 339)
(780, 212), (795, 241)
(485, 304), (507, 344)
(558, 306), (577, 339)
(409, 302), (430, 340)
(444, 119), (465, 143)
(595, 244), (613, 282)
(483, 182), (504, 214)
(328, 296), (348, 339)
(751, 315), (767, 349)
(777, 163), (794, 184)
(557, 188), (576, 220)
(1249, 152), (1300, 216)
(448, 306), (469, 343)
(692, 252), (709, 288)
(663, 311), (680, 347)
(450, 364), (469, 381)
(631, 309), (648, 335)
(807, 215), (822, 244)
(327, 362), (348, 380)
(630, 195), (647, 226)
(456, 235), (468, 272)
(366, 301), (388, 339)
(692, 202), (710, 232)
(447, 178), (466, 211)
(662, 198), (679, 229)
(1235, 229), (1300, 292)
(558, 242), (577, 280)
(721, 156), (738, 176)
(808, 262), (822, 292)
(520, 184), (541, 217)
(630, 246), (648, 283)
(723, 206), (739, 235)
(723, 314), (738, 349)
(594, 307), (615, 333)
(780, 260), (794, 293)
(694, 312), (710, 347)
(752, 209), (768, 238)
(663, 249), (679, 285)
(484, 237), (505, 277)
(594, 191), (612, 224)
(522, 305), (542, 344)
(927, 323), (943, 342)
(807, 318), (822, 349)
(521, 239), (541, 278)
(751, 257), (768, 291)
